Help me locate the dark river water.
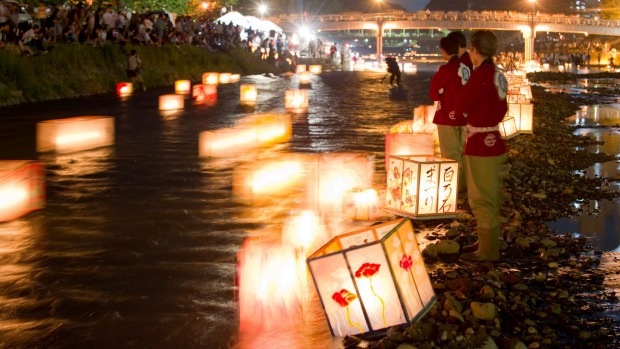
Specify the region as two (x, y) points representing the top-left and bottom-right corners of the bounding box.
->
(0, 66), (619, 349)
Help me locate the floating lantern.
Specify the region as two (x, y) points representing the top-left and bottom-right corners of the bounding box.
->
(193, 84), (217, 105)
(37, 116), (114, 153)
(240, 84), (258, 105)
(202, 72), (219, 85)
(233, 156), (306, 204)
(343, 188), (382, 221)
(238, 113), (292, 145)
(116, 82), (133, 96)
(385, 155), (458, 219)
(282, 209), (329, 254)
(219, 73), (232, 84)
(403, 63), (418, 73)
(309, 65), (322, 74)
(499, 115), (519, 139)
(307, 153), (374, 216)
(285, 89), (309, 113)
(158, 94), (184, 110)
(295, 64), (307, 73)
(175, 80), (191, 94)
(0, 161), (45, 222)
(508, 103), (534, 134)
(230, 74), (241, 82)
(307, 218), (436, 337)
(298, 71), (312, 85)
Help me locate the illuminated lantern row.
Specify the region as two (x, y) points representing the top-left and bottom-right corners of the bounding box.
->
(231, 74), (241, 82)
(0, 160), (45, 222)
(307, 218), (436, 337)
(116, 82), (133, 96)
(295, 64), (307, 73)
(285, 89), (309, 113)
(240, 84), (258, 105)
(202, 72), (219, 85)
(306, 153), (374, 216)
(343, 188), (382, 221)
(193, 84), (217, 105)
(199, 113), (292, 157)
(499, 115), (518, 139)
(298, 71), (312, 86)
(385, 155), (458, 219)
(507, 94), (527, 104)
(508, 103), (534, 134)
(159, 94), (184, 111)
(309, 64), (322, 74)
(175, 80), (191, 94)
(219, 73), (232, 84)
(37, 116), (115, 153)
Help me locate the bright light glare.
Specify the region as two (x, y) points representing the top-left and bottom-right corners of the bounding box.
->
(298, 26), (311, 38)
(0, 186), (28, 209)
(258, 4), (267, 15)
(55, 131), (102, 146)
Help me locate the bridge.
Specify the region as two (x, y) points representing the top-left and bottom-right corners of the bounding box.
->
(266, 10), (620, 61)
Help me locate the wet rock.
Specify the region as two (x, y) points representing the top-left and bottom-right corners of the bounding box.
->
(471, 302), (497, 321)
(436, 240), (460, 254)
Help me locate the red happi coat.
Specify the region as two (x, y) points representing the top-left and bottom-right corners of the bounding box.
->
(430, 55), (465, 126)
(455, 58), (508, 156)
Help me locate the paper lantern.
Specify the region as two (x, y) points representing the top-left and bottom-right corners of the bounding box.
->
(240, 84), (258, 105)
(295, 64), (307, 73)
(0, 161), (45, 222)
(343, 188), (382, 221)
(219, 73), (232, 84)
(233, 156), (306, 203)
(412, 105), (436, 124)
(520, 85), (533, 100)
(298, 71), (312, 85)
(202, 72), (219, 85)
(403, 63), (418, 73)
(285, 89), (309, 113)
(230, 74), (241, 82)
(385, 133), (434, 170)
(237, 113), (292, 145)
(307, 218), (436, 337)
(37, 116), (114, 153)
(175, 80), (191, 94)
(386, 155), (458, 219)
(499, 115), (518, 139)
(307, 153), (374, 215)
(282, 209), (329, 254)
(309, 65), (322, 74)
(159, 94), (184, 110)
(193, 84), (217, 105)
(116, 82), (133, 96)
(508, 103), (534, 133)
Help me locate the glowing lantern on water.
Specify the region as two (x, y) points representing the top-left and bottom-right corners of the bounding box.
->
(237, 113), (292, 145)
(202, 72), (219, 85)
(116, 82), (133, 96)
(307, 153), (374, 216)
(0, 161), (45, 222)
(298, 71), (312, 85)
(343, 188), (382, 221)
(37, 116), (115, 153)
(193, 84), (217, 105)
(508, 103), (534, 134)
(219, 73), (232, 84)
(233, 156), (306, 204)
(386, 155), (458, 219)
(295, 64), (307, 73)
(307, 218), (436, 337)
(499, 115), (519, 139)
(175, 80), (191, 94)
(240, 84), (258, 105)
(159, 94), (184, 110)
(309, 65), (322, 74)
(282, 209), (329, 254)
(285, 89), (309, 113)
(403, 63), (418, 73)
(230, 74), (241, 82)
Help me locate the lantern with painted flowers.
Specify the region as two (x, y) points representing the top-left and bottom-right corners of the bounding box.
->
(37, 116), (115, 153)
(307, 218), (436, 337)
(385, 155), (458, 219)
(193, 84), (217, 105)
(0, 160), (45, 222)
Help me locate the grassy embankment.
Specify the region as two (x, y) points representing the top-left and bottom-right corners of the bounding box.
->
(0, 44), (280, 108)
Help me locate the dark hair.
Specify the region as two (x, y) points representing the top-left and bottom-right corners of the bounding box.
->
(447, 31), (467, 49)
(470, 30), (498, 58)
(440, 36), (459, 56)
(130, 49), (137, 55)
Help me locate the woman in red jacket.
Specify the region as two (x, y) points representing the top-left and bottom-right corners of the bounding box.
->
(455, 30), (508, 262)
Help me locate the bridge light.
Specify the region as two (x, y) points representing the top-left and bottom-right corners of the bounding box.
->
(299, 26), (311, 38)
(258, 4), (267, 17)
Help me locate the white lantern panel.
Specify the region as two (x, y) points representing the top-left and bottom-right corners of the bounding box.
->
(0, 161), (45, 222)
(500, 116), (518, 139)
(437, 161), (458, 214)
(159, 94), (184, 110)
(37, 116), (115, 153)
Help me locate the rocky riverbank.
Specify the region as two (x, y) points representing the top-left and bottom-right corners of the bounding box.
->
(347, 85), (620, 349)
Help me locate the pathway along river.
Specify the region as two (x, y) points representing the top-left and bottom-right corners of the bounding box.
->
(0, 66), (618, 349)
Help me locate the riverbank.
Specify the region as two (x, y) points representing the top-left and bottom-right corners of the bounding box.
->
(0, 44), (280, 107)
(351, 85), (620, 349)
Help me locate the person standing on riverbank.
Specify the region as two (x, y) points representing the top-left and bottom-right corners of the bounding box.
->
(429, 36), (467, 197)
(455, 30), (508, 262)
(127, 49), (146, 92)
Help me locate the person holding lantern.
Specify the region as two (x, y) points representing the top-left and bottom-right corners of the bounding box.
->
(429, 35), (466, 197)
(454, 30), (508, 262)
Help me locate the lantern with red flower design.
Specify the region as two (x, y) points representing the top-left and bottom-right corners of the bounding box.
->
(307, 218), (435, 337)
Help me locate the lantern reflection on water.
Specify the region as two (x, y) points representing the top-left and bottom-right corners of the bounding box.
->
(116, 82), (133, 96)
(307, 218), (436, 337)
(174, 80), (191, 94)
(386, 155), (458, 219)
(284, 89), (309, 113)
(37, 116), (115, 153)
(240, 84), (258, 105)
(159, 94), (184, 110)
(0, 161), (45, 222)
(202, 72), (219, 85)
